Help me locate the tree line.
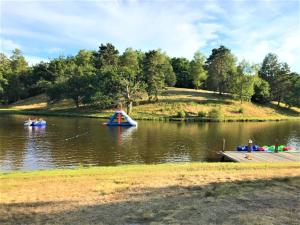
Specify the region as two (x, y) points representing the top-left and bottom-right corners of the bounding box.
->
(0, 44), (299, 114)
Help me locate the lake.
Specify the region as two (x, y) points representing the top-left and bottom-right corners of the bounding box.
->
(0, 115), (299, 171)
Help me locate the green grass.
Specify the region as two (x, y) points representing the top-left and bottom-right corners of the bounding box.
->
(1, 87), (299, 121)
(1, 162), (299, 179)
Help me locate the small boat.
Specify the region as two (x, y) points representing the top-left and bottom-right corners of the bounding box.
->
(24, 120), (32, 126)
(105, 110), (137, 126)
(24, 120), (47, 127)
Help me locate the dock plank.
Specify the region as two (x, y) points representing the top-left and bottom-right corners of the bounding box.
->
(220, 151), (300, 163)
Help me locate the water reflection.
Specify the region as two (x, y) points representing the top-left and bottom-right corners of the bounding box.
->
(0, 115), (299, 171)
(107, 126), (137, 145)
(21, 126), (54, 170)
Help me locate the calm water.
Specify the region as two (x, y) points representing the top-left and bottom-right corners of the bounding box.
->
(0, 115), (299, 171)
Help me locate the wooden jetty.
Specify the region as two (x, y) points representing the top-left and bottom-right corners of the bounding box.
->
(220, 151), (300, 163)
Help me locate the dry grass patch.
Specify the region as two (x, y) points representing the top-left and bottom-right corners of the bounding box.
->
(0, 163), (300, 224)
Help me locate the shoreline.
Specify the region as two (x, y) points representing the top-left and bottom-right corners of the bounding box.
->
(1, 161), (299, 176)
(1, 108), (299, 122)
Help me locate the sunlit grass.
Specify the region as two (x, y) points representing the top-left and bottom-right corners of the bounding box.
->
(1, 87), (299, 121)
(1, 162), (300, 224)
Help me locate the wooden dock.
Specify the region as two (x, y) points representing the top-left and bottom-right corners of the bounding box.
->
(220, 151), (300, 163)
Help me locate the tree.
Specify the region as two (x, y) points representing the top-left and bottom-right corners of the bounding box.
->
(163, 56), (176, 87)
(259, 53), (279, 99)
(46, 56), (74, 103)
(94, 43), (119, 70)
(252, 78), (270, 103)
(259, 53), (280, 102)
(283, 73), (300, 108)
(143, 50), (174, 101)
(119, 48), (145, 114)
(206, 46), (236, 94)
(273, 62), (292, 106)
(0, 53), (10, 98)
(25, 62), (53, 96)
(48, 56), (70, 82)
(230, 60), (257, 103)
(259, 54), (294, 106)
(3, 49), (29, 103)
(190, 51), (207, 89)
(65, 51), (96, 107)
(171, 57), (192, 88)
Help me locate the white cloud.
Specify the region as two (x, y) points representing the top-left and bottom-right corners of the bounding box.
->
(1, 0), (299, 71)
(0, 38), (21, 54)
(25, 55), (49, 65)
(1, 0), (223, 59)
(218, 0), (300, 71)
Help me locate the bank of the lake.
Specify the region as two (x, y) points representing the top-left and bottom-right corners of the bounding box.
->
(1, 88), (299, 122)
(1, 163), (299, 225)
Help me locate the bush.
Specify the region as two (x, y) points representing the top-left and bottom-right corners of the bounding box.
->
(177, 111), (186, 118)
(198, 111), (207, 117)
(237, 107), (244, 113)
(208, 107), (224, 119)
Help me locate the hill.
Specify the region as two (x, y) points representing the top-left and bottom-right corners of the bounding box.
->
(1, 87), (299, 121)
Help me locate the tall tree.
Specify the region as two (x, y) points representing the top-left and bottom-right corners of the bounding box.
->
(4, 49), (29, 103)
(273, 62), (292, 106)
(206, 46), (236, 94)
(171, 57), (192, 88)
(258, 53), (280, 100)
(252, 78), (270, 103)
(283, 73), (300, 108)
(230, 60), (257, 103)
(190, 51), (207, 89)
(143, 50), (174, 101)
(46, 56), (74, 103)
(119, 48), (145, 114)
(26, 62), (52, 96)
(163, 55), (176, 87)
(94, 43), (119, 70)
(0, 53), (10, 98)
(65, 51), (96, 107)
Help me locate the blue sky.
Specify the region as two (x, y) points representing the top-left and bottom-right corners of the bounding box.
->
(1, 0), (299, 71)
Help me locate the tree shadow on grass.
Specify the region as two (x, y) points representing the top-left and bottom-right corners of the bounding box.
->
(137, 98), (233, 106)
(161, 89), (229, 99)
(1, 176), (299, 225)
(266, 103), (300, 116)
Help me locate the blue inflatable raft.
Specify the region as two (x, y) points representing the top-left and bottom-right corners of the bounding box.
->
(237, 145), (259, 151)
(24, 120), (47, 127)
(105, 110), (137, 126)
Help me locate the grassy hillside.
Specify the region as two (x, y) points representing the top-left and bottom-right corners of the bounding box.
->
(1, 162), (299, 224)
(1, 87), (299, 121)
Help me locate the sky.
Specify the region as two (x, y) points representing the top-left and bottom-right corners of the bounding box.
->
(0, 0), (299, 72)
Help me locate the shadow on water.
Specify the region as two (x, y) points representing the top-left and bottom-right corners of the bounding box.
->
(1, 176), (299, 225)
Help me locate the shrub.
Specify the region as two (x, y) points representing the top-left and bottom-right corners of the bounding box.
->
(208, 107), (224, 119)
(198, 111), (207, 117)
(177, 111), (186, 118)
(237, 107), (244, 113)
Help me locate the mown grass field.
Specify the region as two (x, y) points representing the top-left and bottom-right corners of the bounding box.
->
(1, 87), (299, 121)
(0, 163), (299, 224)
